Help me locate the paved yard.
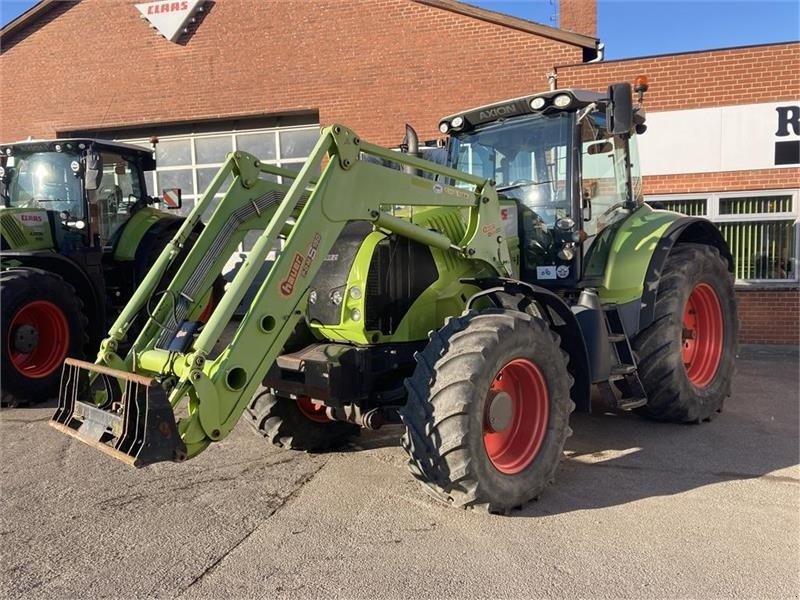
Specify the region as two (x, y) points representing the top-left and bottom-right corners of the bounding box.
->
(1, 350), (797, 599)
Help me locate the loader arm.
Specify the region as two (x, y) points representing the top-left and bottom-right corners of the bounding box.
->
(51, 124), (512, 465)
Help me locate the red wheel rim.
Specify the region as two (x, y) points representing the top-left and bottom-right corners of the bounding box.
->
(197, 293), (215, 323)
(682, 283), (723, 388)
(296, 396), (331, 423)
(7, 300), (70, 378)
(483, 358), (549, 474)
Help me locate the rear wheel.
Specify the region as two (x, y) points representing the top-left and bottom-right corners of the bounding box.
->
(246, 389), (359, 451)
(633, 244), (738, 422)
(1, 269), (87, 406)
(401, 309), (573, 513)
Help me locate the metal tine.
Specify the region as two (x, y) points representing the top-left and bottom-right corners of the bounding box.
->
(118, 378), (137, 455)
(138, 384), (150, 459)
(132, 381), (146, 457)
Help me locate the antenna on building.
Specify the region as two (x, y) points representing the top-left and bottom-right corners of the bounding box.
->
(548, 0), (558, 26)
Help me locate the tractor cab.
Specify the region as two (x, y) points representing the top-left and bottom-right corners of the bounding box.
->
(0, 139), (160, 253)
(439, 82), (647, 288)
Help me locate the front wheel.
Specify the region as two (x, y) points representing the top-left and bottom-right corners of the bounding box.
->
(401, 309), (573, 513)
(246, 389), (359, 451)
(633, 244), (738, 422)
(1, 269), (87, 406)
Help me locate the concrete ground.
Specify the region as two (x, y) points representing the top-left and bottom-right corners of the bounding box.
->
(1, 350), (797, 599)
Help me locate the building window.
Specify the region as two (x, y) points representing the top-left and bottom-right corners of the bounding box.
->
(646, 190), (799, 283)
(121, 124), (320, 219)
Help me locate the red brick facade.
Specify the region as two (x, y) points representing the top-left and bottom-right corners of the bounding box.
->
(1, 2), (797, 344)
(0, 0), (584, 146)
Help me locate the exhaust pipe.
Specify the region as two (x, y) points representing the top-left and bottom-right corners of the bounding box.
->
(402, 124), (420, 176)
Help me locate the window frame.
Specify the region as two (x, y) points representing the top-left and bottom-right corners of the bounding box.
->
(645, 188), (800, 284)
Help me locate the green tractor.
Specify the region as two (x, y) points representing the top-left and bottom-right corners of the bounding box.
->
(0, 139), (199, 405)
(50, 81), (737, 513)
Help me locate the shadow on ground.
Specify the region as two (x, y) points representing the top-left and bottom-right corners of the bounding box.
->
(354, 354), (799, 517)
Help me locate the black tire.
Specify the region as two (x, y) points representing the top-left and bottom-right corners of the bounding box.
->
(245, 388), (359, 451)
(1, 269), (87, 406)
(401, 309), (574, 513)
(633, 244), (738, 423)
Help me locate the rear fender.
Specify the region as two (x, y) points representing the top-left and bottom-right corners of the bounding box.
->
(593, 204), (731, 335)
(463, 277), (592, 412)
(638, 217), (732, 331)
(112, 206), (182, 262)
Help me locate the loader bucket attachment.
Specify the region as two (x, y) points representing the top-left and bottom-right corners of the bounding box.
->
(49, 358), (186, 467)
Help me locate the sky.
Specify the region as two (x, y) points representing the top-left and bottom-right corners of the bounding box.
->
(0, 0), (798, 59)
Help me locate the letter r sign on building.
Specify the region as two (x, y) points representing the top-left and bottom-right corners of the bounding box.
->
(136, 0), (204, 43)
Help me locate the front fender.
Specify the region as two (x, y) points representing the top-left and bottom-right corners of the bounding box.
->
(463, 277), (592, 412)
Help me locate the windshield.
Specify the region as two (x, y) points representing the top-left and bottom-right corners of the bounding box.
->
(449, 112), (573, 224)
(3, 152), (84, 217)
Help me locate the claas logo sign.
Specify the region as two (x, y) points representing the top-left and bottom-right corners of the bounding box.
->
(135, 0), (205, 43)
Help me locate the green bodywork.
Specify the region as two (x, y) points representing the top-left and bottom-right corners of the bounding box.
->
(113, 206), (181, 261)
(585, 203), (683, 304)
(313, 206), (497, 344)
(0, 208), (54, 250)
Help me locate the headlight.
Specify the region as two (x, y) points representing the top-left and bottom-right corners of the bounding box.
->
(553, 94), (573, 108)
(349, 286), (362, 300)
(70, 160), (80, 173)
(438, 122), (450, 134)
(556, 217), (575, 231)
(530, 97), (546, 110)
(450, 116), (464, 130)
(54, 144), (62, 152)
(350, 308), (362, 322)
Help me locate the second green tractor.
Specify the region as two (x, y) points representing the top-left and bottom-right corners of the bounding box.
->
(50, 81), (737, 513)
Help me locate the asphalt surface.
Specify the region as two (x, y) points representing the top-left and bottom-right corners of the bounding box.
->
(1, 350), (798, 599)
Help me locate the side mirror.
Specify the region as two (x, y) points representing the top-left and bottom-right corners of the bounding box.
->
(161, 188), (182, 209)
(84, 150), (103, 191)
(607, 82), (633, 135)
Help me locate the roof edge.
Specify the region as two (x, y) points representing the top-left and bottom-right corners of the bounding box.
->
(555, 39), (800, 69)
(0, 0), (60, 44)
(412, 0), (598, 50)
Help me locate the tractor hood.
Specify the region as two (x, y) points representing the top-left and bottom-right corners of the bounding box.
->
(0, 207), (54, 251)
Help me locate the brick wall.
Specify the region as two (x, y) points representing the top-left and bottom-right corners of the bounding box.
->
(736, 289), (799, 345)
(0, 0), (583, 146)
(644, 168), (800, 195)
(556, 42), (800, 112)
(559, 0), (596, 38)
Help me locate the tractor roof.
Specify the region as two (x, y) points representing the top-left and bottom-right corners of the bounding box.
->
(439, 87), (636, 135)
(0, 138), (156, 170)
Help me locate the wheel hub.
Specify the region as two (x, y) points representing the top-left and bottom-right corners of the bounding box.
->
(13, 324), (39, 353)
(483, 358), (549, 475)
(7, 300), (70, 379)
(682, 283), (723, 388)
(486, 391), (513, 432)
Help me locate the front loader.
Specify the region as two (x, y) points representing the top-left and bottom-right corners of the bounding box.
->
(50, 81), (737, 512)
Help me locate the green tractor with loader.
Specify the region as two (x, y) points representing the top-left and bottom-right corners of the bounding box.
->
(0, 139), (203, 406)
(49, 80), (737, 513)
